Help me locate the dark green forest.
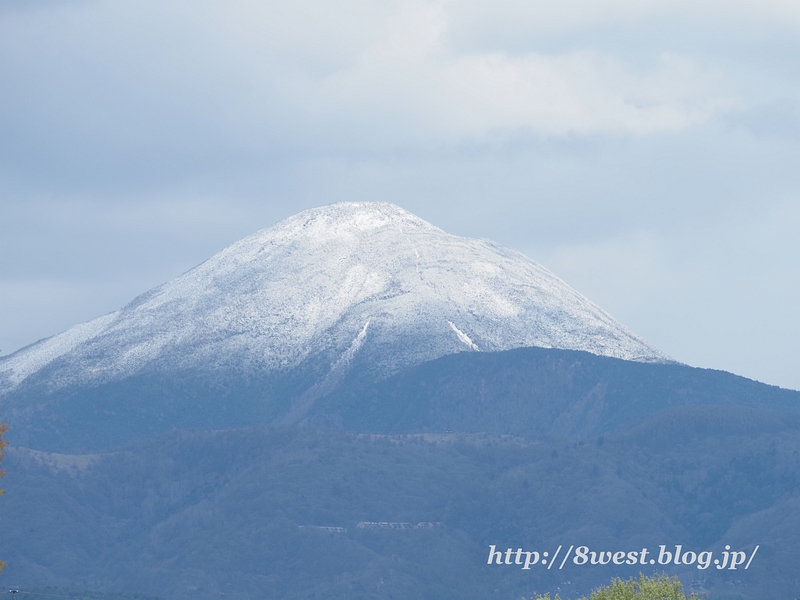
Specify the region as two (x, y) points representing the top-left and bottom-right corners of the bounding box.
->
(1, 348), (798, 599)
(2, 406), (797, 599)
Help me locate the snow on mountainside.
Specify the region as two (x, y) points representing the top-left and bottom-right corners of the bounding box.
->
(0, 202), (669, 397)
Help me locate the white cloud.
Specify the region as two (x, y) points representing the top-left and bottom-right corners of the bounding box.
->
(239, 1), (740, 138)
(0, 0), (746, 155)
(448, 0), (800, 40)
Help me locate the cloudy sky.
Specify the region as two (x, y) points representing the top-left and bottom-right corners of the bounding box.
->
(1, 0), (799, 389)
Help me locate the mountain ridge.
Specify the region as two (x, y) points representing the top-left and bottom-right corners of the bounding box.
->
(0, 202), (669, 401)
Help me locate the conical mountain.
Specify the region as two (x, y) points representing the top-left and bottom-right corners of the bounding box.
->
(1, 202), (666, 394)
(0, 202), (670, 449)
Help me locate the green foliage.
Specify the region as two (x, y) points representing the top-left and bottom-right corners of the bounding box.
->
(577, 573), (699, 600)
(532, 573), (700, 600)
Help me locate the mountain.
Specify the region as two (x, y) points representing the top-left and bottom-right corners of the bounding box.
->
(3, 408), (799, 600)
(0, 202), (668, 450)
(308, 346), (800, 438)
(3, 202), (797, 599)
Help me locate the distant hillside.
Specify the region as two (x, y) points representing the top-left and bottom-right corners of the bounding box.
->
(2, 346), (797, 453)
(2, 412), (798, 600)
(312, 346), (800, 438)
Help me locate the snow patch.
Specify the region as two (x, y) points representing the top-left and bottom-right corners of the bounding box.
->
(279, 319), (372, 425)
(0, 312), (117, 390)
(448, 321), (480, 351)
(330, 320), (371, 374)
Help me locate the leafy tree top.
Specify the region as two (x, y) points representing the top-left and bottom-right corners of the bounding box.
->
(533, 573), (701, 600)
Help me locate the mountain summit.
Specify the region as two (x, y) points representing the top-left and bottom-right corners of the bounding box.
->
(1, 202), (667, 400)
(0, 202), (675, 449)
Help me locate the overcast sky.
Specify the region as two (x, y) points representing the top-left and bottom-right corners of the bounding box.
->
(1, 0), (799, 389)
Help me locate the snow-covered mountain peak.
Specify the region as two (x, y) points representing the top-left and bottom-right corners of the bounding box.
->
(0, 202), (670, 397)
